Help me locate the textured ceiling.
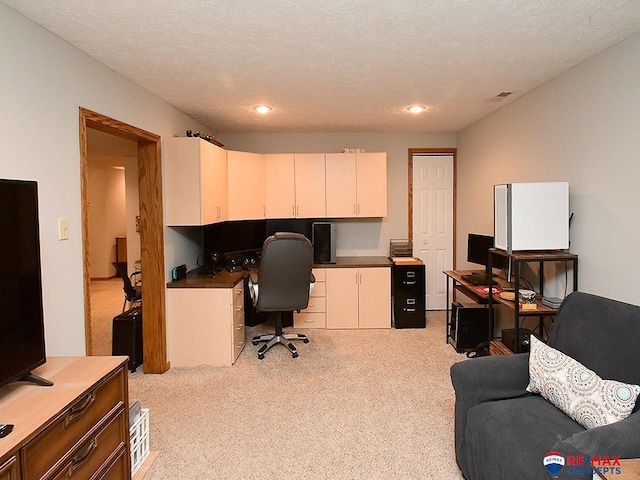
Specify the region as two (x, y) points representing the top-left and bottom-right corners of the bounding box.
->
(4, 1), (640, 133)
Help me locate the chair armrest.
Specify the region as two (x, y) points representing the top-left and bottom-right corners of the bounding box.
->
(553, 411), (640, 459)
(310, 272), (315, 283)
(249, 271), (259, 284)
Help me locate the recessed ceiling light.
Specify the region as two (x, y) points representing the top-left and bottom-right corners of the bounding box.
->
(253, 105), (272, 114)
(407, 105), (426, 114)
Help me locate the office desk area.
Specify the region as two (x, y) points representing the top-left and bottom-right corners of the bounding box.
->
(166, 256), (392, 367)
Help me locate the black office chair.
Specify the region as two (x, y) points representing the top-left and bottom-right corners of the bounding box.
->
(111, 262), (142, 312)
(249, 232), (314, 359)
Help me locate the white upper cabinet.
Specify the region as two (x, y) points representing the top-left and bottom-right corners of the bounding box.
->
(227, 150), (265, 220)
(265, 153), (326, 218)
(264, 153), (295, 218)
(325, 152), (387, 217)
(294, 153), (326, 218)
(164, 137), (228, 226)
(356, 152), (387, 217)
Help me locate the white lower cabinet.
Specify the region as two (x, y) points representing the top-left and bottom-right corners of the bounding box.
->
(168, 282), (245, 367)
(325, 267), (391, 329)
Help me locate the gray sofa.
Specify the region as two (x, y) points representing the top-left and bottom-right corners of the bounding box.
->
(450, 292), (640, 480)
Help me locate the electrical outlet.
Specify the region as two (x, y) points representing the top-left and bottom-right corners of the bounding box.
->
(58, 218), (69, 240)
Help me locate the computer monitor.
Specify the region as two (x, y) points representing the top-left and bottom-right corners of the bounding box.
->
(467, 233), (509, 275)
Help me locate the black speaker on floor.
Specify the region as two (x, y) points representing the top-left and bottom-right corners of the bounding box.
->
(448, 302), (492, 352)
(112, 306), (143, 372)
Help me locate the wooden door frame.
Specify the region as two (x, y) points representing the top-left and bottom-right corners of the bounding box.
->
(408, 148), (458, 269)
(80, 108), (169, 373)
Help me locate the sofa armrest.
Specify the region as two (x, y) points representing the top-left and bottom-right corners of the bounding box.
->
(450, 353), (531, 406)
(450, 353), (531, 468)
(553, 410), (640, 459)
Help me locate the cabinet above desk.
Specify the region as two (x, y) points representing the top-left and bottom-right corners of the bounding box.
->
(163, 137), (387, 226)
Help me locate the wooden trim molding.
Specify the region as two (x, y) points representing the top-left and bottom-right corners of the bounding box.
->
(79, 108), (169, 374)
(407, 148), (458, 269)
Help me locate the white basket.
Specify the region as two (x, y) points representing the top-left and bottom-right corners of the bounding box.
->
(130, 408), (150, 476)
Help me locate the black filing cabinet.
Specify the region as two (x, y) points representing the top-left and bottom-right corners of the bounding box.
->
(112, 306), (143, 372)
(392, 263), (426, 328)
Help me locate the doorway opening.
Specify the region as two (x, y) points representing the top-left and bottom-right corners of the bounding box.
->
(80, 108), (169, 373)
(408, 148), (457, 310)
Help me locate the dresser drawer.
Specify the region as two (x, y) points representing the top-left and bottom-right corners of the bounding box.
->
(294, 312), (326, 329)
(0, 455), (18, 480)
(47, 409), (126, 480)
(23, 369), (125, 480)
(92, 445), (128, 480)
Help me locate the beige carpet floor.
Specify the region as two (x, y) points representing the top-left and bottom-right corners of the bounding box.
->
(89, 277), (126, 356)
(127, 309), (467, 480)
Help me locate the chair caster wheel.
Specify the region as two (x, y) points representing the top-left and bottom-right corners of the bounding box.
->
(258, 354), (264, 360)
(252, 340), (258, 346)
(292, 352), (298, 358)
(303, 338), (309, 343)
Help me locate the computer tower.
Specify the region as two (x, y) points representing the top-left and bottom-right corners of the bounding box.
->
(392, 264), (425, 328)
(448, 302), (492, 352)
(112, 306), (143, 372)
(312, 222), (336, 264)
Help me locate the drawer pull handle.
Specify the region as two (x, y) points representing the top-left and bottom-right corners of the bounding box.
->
(68, 437), (98, 476)
(404, 308), (416, 312)
(66, 393), (94, 426)
(403, 281), (417, 285)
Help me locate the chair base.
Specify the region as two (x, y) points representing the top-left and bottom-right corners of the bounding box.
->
(252, 332), (309, 359)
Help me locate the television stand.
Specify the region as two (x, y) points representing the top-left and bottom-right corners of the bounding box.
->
(17, 372), (53, 386)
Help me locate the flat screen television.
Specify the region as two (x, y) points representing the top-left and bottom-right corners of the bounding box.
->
(0, 179), (52, 388)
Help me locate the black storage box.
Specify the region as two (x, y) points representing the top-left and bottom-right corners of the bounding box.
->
(112, 306), (143, 372)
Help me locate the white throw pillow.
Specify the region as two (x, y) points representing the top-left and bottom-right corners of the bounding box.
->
(526, 335), (640, 429)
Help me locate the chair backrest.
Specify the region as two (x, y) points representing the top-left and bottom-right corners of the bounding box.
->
(549, 291), (640, 387)
(255, 232), (313, 312)
(111, 262), (136, 300)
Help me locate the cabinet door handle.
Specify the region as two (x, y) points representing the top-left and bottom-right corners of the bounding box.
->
(66, 392), (94, 426)
(353, 204), (356, 215)
(357, 204), (361, 215)
(292, 205), (296, 216)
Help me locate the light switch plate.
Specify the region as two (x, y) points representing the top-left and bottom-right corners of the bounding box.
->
(58, 218), (69, 240)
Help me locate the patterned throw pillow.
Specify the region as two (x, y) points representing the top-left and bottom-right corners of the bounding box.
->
(526, 336), (640, 429)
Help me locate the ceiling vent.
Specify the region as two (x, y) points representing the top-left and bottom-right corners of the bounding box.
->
(489, 91), (513, 102)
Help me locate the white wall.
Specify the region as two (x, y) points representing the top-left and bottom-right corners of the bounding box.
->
(0, 5), (214, 355)
(457, 31), (640, 306)
(217, 133), (457, 255)
(87, 165), (125, 278)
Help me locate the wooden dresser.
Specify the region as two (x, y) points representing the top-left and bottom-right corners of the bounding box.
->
(0, 356), (130, 480)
